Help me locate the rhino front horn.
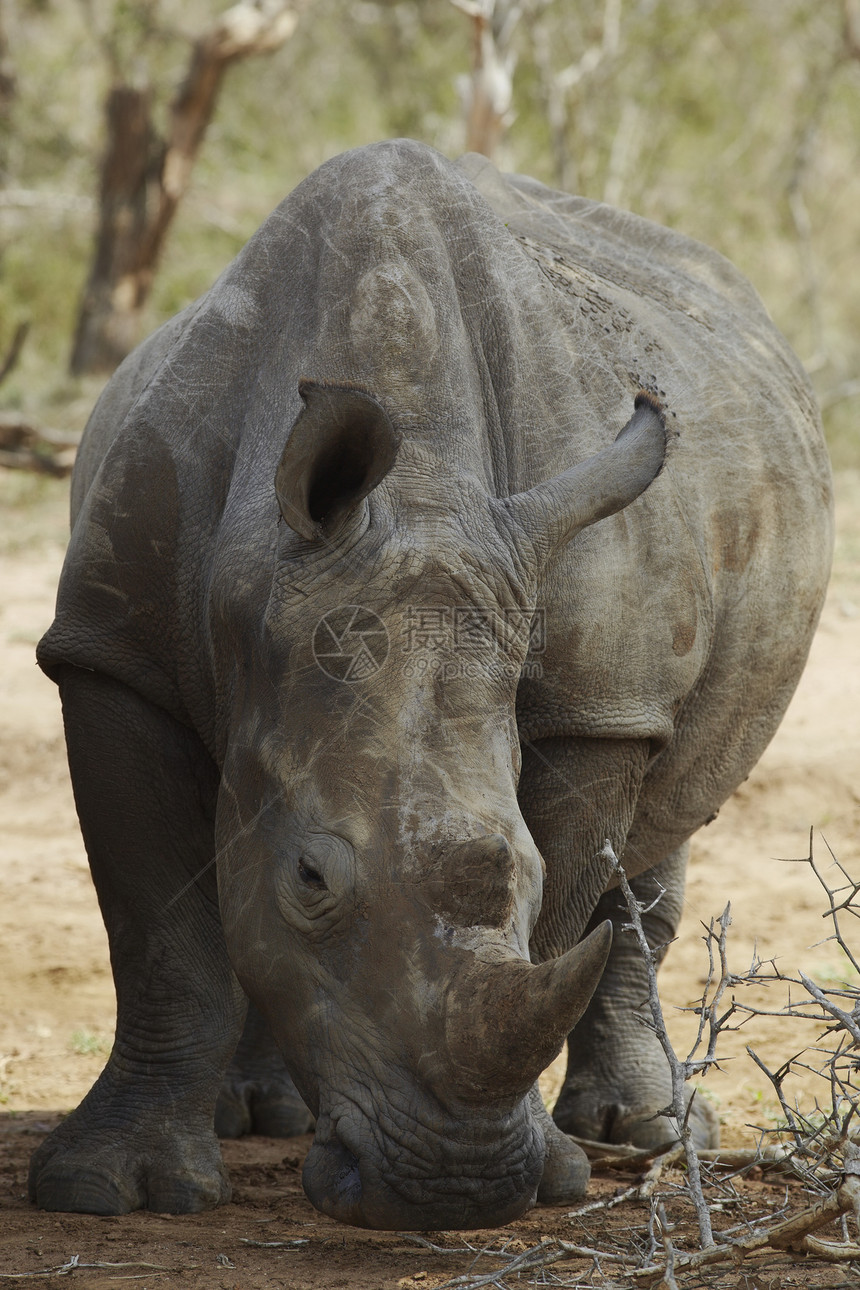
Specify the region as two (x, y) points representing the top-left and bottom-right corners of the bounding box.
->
(445, 920), (613, 1101)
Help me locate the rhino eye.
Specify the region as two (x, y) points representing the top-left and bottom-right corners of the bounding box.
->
(298, 857), (327, 889)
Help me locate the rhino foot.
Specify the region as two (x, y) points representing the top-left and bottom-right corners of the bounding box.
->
(29, 1112), (230, 1214)
(215, 1075), (313, 1139)
(528, 1085), (590, 1205)
(553, 1083), (719, 1152)
(537, 1126), (591, 1204)
(215, 1001), (313, 1139)
(551, 846), (719, 1155)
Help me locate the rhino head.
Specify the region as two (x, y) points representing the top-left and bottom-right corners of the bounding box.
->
(215, 379), (668, 1229)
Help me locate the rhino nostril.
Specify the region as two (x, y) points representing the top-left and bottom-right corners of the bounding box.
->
(302, 1125), (362, 1222)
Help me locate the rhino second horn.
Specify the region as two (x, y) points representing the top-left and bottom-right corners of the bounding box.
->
(493, 393), (669, 558)
(445, 919), (613, 1101)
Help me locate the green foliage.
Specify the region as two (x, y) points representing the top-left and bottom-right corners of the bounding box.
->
(68, 1028), (109, 1057)
(510, 0), (860, 467)
(1, 0), (858, 462)
(809, 951), (860, 988)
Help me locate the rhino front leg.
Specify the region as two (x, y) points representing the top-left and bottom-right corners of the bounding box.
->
(553, 846), (719, 1150)
(29, 667), (246, 1215)
(215, 1000), (313, 1139)
(518, 735), (651, 1200)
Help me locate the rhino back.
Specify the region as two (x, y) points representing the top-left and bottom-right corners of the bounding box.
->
(39, 141), (831, 794)
(461, 156), (832, 859)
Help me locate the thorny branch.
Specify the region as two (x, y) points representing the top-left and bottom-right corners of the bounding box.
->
(603, 840), (715, 1249)
(416, 836), (860, 1289)
(0, 1255), (187, 1280)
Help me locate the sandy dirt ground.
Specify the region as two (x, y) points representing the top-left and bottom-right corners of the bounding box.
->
(0, 468), (858, 1287)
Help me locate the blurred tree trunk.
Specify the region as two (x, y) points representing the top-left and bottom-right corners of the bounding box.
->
(844, 0), (860, 59)
(0, 21), (13, 111)
(527, 0), (620, 192)
(70, 1), (311, 377)
(0, 9), (16, 179)
(451, 0), (520, 159)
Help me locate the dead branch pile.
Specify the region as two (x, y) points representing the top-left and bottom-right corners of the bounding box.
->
(403, 833), (860, 1288)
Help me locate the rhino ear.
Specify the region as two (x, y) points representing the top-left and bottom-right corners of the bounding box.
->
(276, 380), (401, 540)
(494, 392), (670, 558)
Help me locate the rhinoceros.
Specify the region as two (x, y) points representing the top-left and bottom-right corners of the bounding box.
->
(31, 139), (832, 1229)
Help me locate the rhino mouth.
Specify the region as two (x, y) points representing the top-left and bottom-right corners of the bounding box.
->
(301, 1101), (544, 1230)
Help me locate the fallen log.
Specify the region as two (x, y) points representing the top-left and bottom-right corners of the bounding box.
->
(0, 415), (79, 477)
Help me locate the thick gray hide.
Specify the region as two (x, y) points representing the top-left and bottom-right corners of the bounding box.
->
(33, 141), (832, 1229)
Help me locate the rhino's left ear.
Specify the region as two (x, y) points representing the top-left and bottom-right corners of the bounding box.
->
(493, 392), (670, 558)
(276, 380), (401, 541)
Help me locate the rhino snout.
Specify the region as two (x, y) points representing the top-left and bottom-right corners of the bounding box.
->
(302, 1115), (363, 1225)
(301, 1104), (543, 1230)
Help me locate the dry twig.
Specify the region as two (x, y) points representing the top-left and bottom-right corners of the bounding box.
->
(0, 1255), (186, 1280)
(603, 841), (715, 1249)
(579, 836), (860, 1285)
(0, 321), (29, 386)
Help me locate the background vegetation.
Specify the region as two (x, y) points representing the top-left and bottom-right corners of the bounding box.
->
(1, 0), (858, 463)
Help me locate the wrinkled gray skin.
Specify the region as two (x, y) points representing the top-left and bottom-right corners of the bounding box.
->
(31, 141), (832, 1230)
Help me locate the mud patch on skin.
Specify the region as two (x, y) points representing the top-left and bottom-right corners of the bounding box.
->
(709, 499), (762, 574)
(671, 621), (697, 656)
